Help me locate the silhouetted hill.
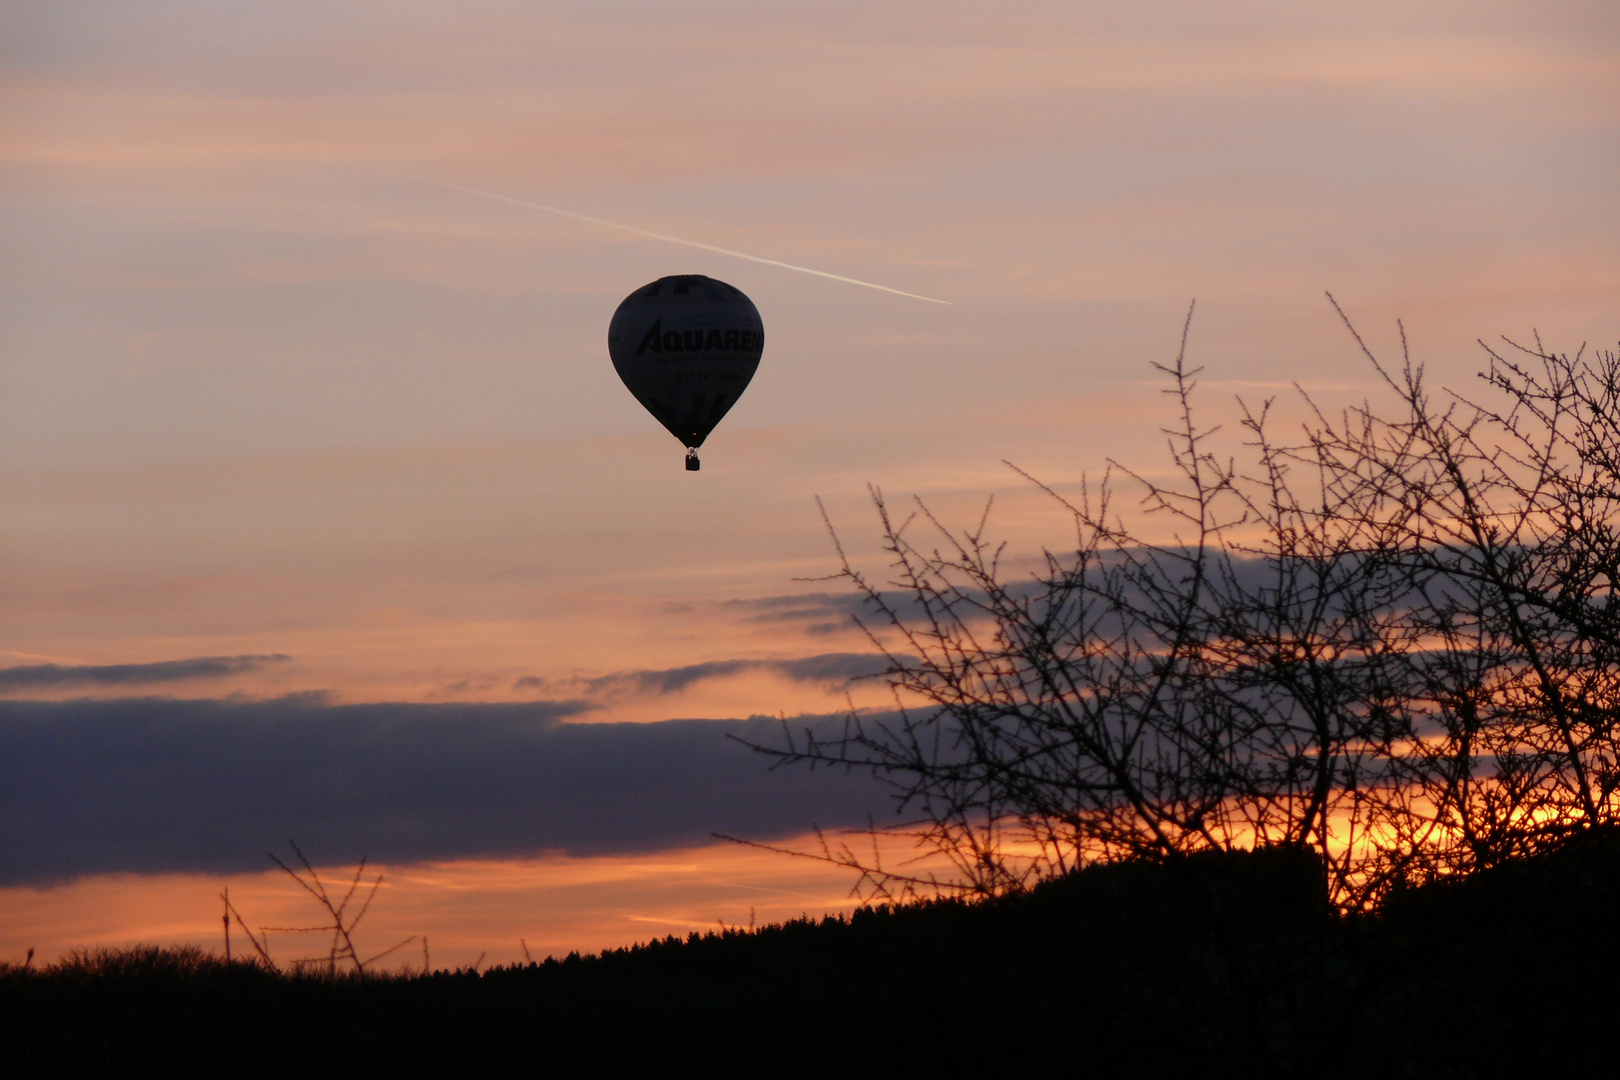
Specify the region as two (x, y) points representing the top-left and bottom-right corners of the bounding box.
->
(6, 837), (1618, 1077)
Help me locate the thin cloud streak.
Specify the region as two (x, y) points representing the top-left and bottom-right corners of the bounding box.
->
(399, 174), (953, 305)
(0, 654), (291, 690)
(517, 651), (892, 697)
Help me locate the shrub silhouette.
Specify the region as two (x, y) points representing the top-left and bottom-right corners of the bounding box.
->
(217, 843), (418, 977)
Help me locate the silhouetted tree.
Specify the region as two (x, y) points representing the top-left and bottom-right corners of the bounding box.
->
(755, 299), (1620, 910)
(1313, 314), (1620, 895)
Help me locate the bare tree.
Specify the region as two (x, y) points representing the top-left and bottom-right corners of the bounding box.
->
(752, 300), (1619, 911)
(221, 843), (416, 976)
(1309, 308), (1620, 896)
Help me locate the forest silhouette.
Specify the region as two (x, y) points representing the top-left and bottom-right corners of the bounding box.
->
(4, 836), (1617, 1074)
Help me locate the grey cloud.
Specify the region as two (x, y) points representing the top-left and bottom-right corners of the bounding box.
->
(716, 590), (1006, 635)
(0, 654), (291, 690)
(772, 653), (893, 683)
(577, 653), (892, 697)
(513, 653), (893, 697)
(0, 697), (891, 886)
(718, 592), (873, 631)
(714, 551), (1410, 636)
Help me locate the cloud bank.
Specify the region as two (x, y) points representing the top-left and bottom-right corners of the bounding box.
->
(0, 697), (891, 886)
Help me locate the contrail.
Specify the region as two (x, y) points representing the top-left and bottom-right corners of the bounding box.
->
(399, 174), (952, 305)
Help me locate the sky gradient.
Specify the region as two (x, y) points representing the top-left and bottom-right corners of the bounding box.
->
(3, 0), (1617, 966)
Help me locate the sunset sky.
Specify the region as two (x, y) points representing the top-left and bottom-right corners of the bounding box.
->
(3, 0), (1616, 967)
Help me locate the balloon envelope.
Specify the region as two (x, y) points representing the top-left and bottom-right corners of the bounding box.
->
(607, 275), (764, 454)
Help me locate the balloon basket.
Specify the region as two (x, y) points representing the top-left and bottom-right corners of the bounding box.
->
(685, 449), (701, 471)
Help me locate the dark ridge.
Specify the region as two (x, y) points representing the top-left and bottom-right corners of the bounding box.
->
(4, 838), (1617, 1075)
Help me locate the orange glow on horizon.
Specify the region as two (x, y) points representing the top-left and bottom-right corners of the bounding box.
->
(0, 834), (964, 972)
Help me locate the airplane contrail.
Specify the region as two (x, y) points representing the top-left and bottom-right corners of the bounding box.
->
(399, 174), (953, 305)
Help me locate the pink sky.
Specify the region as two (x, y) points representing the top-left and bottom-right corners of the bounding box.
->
(2, 0), (1616, 967)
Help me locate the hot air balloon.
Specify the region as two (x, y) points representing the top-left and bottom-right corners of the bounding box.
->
(607, 274), (763, 471)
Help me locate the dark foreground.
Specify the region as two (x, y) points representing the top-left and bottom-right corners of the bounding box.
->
(6, 836), (1618, 1078)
